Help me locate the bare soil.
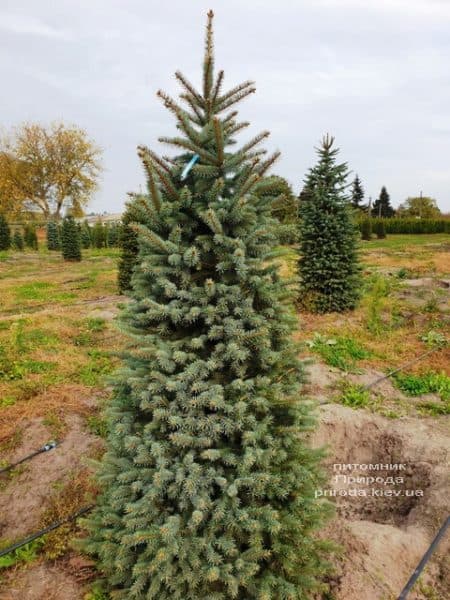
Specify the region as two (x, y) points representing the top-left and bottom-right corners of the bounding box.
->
(0, 415), (99, 541)
(312, 404), (450, 600)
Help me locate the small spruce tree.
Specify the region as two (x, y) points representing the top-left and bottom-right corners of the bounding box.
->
(61, 215), (81, 261)
(361, 219), (372, 240)
(92, 220), (106, 248)
(106, 222), (120, 247)
(12, 229), (24, 250)
(117, 195), (151, 294)
(46, 221), (61, 250)
(298, 135), (361, 313)
(374, 220), (386, 239)
(84, 11), (332, 599)
(24, 224), (38, 250)
(0, 214), (11, 250)
(372, 186), (394, 217)
(80, 221), (92, 249)
(351, 174), (365, 210)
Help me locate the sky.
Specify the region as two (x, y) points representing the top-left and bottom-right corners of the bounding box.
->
(1, 0), (449, 213)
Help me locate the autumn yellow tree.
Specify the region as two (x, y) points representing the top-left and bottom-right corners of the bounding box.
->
(0, 122), (102, 219)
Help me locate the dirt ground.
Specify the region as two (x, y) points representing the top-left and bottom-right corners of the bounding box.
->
(312, 404), (450, 600)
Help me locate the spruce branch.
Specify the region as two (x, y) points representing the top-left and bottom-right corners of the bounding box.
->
(257, 151), (281, 177)
(216, 81), (256, 110)
(211, 69), (224, 105)
(203, 10), (215, 101)
(158, 136), (218, 165)
(239, 131), (270, 155)
(213, 118), (224, 164)
(175, 70), (204, 107)
(180, 93), (204, 125)
(223, 110), (238, 124)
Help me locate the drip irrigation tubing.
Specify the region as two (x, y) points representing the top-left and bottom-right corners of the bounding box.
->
(0, 505), (94, 559)
(363, 347), (438, 390)
(397, 515), (450, 599)
(0, 441), (58, 475)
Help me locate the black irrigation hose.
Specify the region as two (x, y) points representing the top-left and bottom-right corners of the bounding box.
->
(397, 515), (450, 599)
(363, 347), (438, 390)
(0, 504), (94, 559)
(0, 441), (58, 475)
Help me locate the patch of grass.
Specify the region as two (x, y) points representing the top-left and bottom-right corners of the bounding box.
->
(307, 334), (372, 372)
(0, 464), (28, 492)
(393, 371), (450, 401)
(416, 400), (450, 416)
(338, 383), (371, 408)
(15, 281), (54, 301)
(77, 350), (113, 386)
(363, 274), (398, 336)
(73, 317), (108, 346)
(86, 317), (107, 332)
(0, 429), (23, 454)
(0, 538), (44, 570)
(84, 583), (110, 600)
(42, 412), (67, 439)
(23, 328), (60, 347)
(86, 414), (108, 438)
(0, 396), (16, 408)
(40, 469), (98, 560)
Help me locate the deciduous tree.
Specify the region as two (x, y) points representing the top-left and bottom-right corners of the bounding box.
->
(0, 122), (102, 218)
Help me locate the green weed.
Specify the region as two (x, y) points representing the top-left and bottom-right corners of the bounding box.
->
(339, 383), (371, 408)
(393, 371), (450, 401)
(364, 274), (396, 335)
(84, 583), (110, 600)
(0, 538), (44, 569)
(420, 330), (447, 348)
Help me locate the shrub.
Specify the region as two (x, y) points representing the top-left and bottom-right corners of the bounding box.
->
(61, 215), (81, 261)
(360, 219), (372, 240)
(12, 230), (24, 250)
(46, 220), (60, 250)
(374, 220), (386, 239)
(0, 214), (11, 250)
(24, 224), (38, 249)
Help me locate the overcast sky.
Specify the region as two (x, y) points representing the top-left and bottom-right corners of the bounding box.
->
(1, 0), (449, 213)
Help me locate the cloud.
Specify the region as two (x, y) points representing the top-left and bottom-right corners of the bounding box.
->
(0, 0), (449, 212)
(0, 12), (69, 39)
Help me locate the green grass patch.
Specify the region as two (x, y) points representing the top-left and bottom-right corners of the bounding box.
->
(15, 281), (55, 301)
(86, 414), (108, 438)
(307, 334), (372, 372)
(338, 383), (372, 408)
(77, 350), (113, 386)
(393, 371), (450, 401)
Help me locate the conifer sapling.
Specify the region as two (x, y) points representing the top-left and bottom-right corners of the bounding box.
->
(84, 11), (332, 599)
(298, 135), (361, 313)
(61, 215), (82, 261)
(46, 220), (61, 250)
(12, 229), (24, 250)
(0, 214), (11, 251)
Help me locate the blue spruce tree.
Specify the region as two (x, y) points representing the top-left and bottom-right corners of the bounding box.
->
(84, 11), (332, 599)
(298, 135), (361, 313)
